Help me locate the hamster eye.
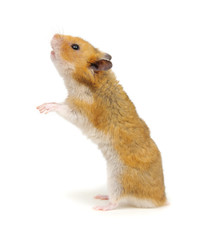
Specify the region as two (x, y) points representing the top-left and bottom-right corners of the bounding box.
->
(71, 44), (80, 50)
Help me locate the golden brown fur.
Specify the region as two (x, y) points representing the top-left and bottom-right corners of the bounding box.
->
(67, 72), (166, 206)
(45, 34), (167, 208)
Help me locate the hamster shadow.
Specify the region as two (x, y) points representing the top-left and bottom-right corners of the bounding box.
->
(65, 186), (107, 206)
(65, 187), (164, 212)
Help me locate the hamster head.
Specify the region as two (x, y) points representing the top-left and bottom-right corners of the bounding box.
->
(51, 34), (112, 87)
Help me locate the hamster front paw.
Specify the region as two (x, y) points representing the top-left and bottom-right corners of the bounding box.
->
(36, 102), (58, 114)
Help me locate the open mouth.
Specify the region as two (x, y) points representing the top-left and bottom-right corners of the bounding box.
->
(51, 50), (55, 56)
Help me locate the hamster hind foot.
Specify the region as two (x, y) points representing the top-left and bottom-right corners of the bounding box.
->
(94, 195), (109, 200)
(93, 202), (118, 211)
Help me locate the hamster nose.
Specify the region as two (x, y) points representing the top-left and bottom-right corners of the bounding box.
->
(51, 34), (63, 49)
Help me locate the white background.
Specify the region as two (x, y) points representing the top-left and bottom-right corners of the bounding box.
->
(0, 0), (203, 239)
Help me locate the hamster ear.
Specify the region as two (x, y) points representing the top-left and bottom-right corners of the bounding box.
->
(103, 53), (112, 61)
(90, 59), (112, 72)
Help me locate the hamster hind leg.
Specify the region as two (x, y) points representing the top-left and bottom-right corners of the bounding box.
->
(94, 155), (123, 211)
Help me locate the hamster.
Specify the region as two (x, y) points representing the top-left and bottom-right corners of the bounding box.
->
(37, 34), (167, 211)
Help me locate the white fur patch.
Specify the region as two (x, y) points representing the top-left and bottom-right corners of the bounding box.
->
(100, 142), (124, 202)
(64, 77), (93, 104)
(54, 99), (123, 203)
(120, 196), (156, 208)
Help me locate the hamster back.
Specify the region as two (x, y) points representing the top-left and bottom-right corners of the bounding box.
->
(37, 34), (167, 211)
